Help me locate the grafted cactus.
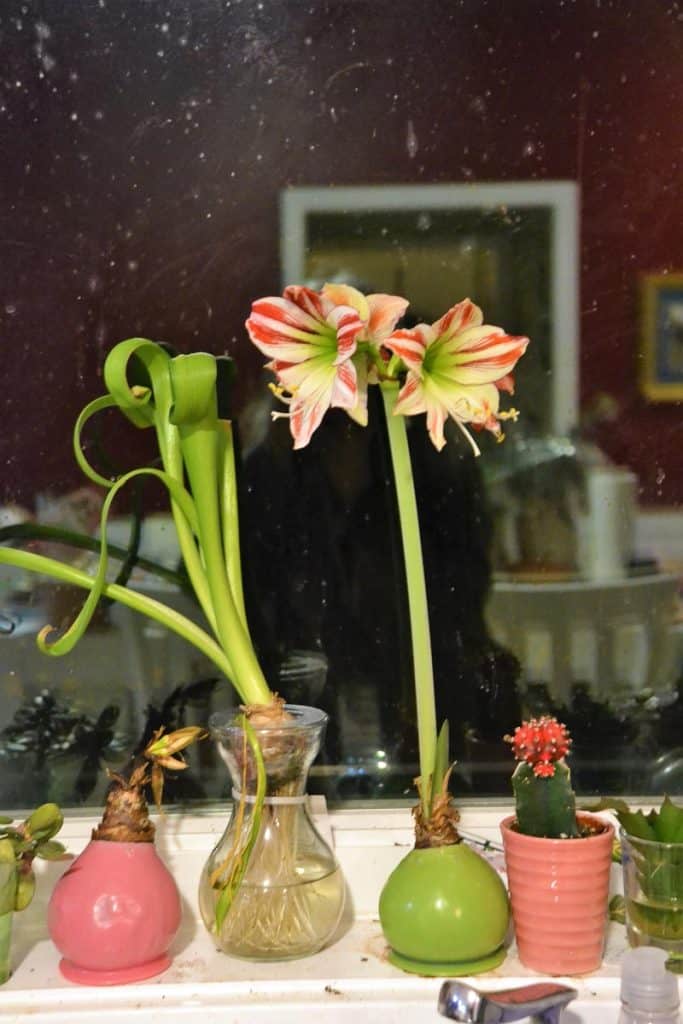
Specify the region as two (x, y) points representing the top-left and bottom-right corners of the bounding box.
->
(506, 717), (579, 838)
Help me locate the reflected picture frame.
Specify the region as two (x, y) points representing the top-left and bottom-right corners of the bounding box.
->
(640, 272), (683, 401)
(280, 181), (579, 435)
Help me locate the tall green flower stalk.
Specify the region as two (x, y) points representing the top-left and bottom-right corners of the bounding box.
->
(380, 382), (439, 821)
(246, 284), (529, 839)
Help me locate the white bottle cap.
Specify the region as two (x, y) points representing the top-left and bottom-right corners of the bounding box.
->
(621, 947), (680, 1014)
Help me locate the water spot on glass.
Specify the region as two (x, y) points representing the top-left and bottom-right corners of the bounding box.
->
(417, 212), (431, 231)
(406, 119), (418, 159)
(127, 260), (139, 272)
(160, 22), (169, 33)
(69, 70), (79, 82)
(4, 304), (17, 316)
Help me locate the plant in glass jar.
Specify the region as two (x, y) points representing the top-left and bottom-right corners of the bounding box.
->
(0, 803), (66, 985)
(244, 283), (528, 974)
(500, 715), (615, 975)
(588, 795), (683, 966)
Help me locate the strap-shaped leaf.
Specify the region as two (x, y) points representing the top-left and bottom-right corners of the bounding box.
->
(0, 545), (237, 690)
(218, 420), (247, 629)
(73, 395), (120, 488)
(169, 352), (217, 425)
(37, 466), (200, 657)
(103, 339), (221, 638)
(103, 337), (171, 428)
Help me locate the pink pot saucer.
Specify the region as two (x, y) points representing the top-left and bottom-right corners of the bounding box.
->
(58, 953), (171, 986)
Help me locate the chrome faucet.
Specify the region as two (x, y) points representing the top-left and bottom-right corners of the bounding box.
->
(438, 980), (578, 1024)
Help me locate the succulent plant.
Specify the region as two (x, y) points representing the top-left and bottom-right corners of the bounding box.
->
(0, 803), (66, 917)
(506, 716), (579, 838)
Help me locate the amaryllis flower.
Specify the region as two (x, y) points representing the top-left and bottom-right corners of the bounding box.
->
(246, 284), (407, 449)
(383, 299), (529, 454)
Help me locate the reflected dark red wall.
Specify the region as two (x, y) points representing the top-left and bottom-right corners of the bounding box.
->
(1, 0), (681, 505)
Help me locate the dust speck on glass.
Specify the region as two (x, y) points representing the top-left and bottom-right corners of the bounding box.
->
(0, 1), (681, 810)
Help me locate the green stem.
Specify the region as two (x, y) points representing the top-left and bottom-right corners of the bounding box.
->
(380, 381), (437, 819)
(0, 547), (245, 697)
(0, 911), (12, 985)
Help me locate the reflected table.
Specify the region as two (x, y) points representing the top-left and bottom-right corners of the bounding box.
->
(485, 572), (680, 704)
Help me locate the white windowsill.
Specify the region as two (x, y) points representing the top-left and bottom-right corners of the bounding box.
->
(1, 803), (680, 1022)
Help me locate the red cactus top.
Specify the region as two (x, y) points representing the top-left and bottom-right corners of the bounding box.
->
(506, 716), (572, 778)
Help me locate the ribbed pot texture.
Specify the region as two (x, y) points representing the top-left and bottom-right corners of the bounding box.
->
(500, 812), (614, 975)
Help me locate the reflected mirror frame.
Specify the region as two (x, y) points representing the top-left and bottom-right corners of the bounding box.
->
(280, 181), (579, 436)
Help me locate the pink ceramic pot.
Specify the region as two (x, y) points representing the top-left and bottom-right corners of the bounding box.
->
(500, 812), (614, 976)
(48, 840), (181, 985)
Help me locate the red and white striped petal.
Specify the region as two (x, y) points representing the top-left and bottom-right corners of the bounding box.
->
(346, 354), (369, 427)
(431, 299), (483, 340)
(384, 325), (434, 374)
(329, 358), (358, 411)
(366, 294), (410, 341)
(283, 286), (330, 321)
(322, 283), (370, 323)
(246, 297), (330, 361)
(393, 373), (428, 417)
(327, 305), (364, 363)
(444, 327), (529, 386)
(425, 400), (448, 452)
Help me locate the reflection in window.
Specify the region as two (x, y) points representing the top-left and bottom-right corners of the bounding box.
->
(0, 1), (681, 810)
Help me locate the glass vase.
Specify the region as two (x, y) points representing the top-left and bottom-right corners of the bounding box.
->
(198, 704), (345, 961)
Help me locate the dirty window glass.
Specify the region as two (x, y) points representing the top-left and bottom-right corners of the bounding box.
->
(0, 1), (681, 810)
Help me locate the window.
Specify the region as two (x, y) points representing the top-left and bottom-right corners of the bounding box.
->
(1, 1), (681, 811)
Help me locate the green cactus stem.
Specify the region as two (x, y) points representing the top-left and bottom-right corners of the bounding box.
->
(512, 760), (579, 838)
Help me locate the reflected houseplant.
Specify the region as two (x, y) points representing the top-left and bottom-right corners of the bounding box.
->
(500, 716), (615, 975)
(243, 283), (528, 975)
(0, 803), (66, 985)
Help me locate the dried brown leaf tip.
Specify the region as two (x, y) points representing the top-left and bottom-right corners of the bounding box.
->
(143, 726), (207, 810)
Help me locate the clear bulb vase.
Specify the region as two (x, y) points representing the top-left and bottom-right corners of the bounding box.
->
(199, 704), (345, 961)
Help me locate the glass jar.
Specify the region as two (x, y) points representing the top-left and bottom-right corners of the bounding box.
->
(198, 704), (345, 960)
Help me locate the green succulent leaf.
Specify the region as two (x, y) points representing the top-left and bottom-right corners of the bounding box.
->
(0, 864), (18, 917)
(14, 869), (36, 912)
(0, 817), (13, 826)
(652, 796), (683, 844)
(35, 840), (68, 861)
(24, 804), (63, 843)
(0, 840), (16, 865)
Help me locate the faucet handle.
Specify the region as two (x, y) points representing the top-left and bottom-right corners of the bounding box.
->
(438, 980), (578, 1024)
